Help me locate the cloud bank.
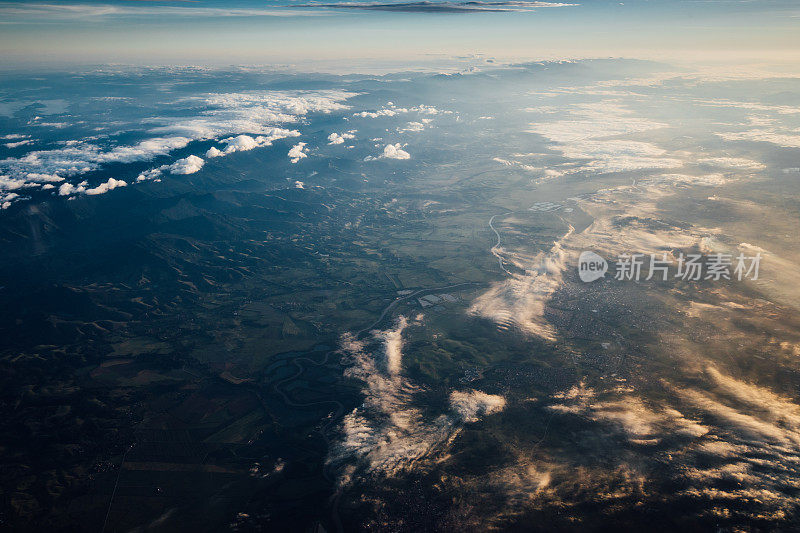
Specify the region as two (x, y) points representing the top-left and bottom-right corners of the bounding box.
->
(0, 89), (355, 205)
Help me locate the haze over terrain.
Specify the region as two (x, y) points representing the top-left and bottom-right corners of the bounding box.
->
(1, 1), (800, 531)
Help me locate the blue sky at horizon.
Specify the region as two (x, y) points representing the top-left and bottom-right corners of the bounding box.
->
(0, 0), (798, 69)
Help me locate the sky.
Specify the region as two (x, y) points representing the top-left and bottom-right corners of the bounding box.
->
(0, 0), (799, 70)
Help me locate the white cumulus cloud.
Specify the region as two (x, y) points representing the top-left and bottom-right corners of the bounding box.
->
(85, 177), (127, 196)
(206, 130), (300, 158)
(169, 155), (204, 175)
(288, 142), (308, 163)
(58, 181), (86, 196)
(365, 143), (410, 161)
(327, 131), (356, 145)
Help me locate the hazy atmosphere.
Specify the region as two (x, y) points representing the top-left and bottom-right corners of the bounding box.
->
(2, 1), (800, 532)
